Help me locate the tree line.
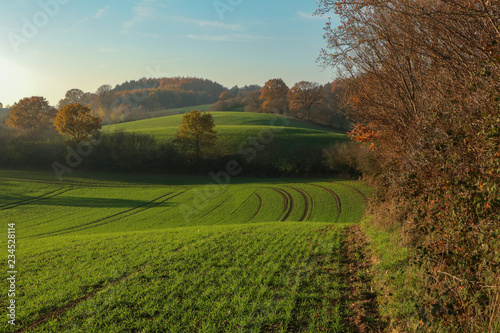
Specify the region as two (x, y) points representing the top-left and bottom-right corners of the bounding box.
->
(317, 0), (500, 331)
(2, 74), (351, 130)
(0, 95), (359, 178)
(210, 78), (351, 130)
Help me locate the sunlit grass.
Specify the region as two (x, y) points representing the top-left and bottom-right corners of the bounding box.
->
(0, 171), (373, 332)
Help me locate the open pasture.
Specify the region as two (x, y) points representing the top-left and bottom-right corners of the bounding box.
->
(0, 171), (371, 332)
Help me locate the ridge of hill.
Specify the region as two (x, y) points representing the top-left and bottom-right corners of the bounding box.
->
(105, 111), (350, 153)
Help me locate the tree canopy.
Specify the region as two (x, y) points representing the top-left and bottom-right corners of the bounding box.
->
(58, 89), (95, 108)
(174, 110), (217, 160)
(54, 103), (102, 143)
(288, 81), (323, 121)
(317, 0), (500, 329)
(5, 96), (57, 129)
(260, 79), (289, 114)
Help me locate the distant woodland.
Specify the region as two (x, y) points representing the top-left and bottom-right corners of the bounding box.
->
(40, 76), (350, 130)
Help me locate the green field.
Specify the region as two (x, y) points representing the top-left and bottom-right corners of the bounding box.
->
(0, 170), (371, 332)
(145, 104), (213, 118)
(106, 112), (349, 153)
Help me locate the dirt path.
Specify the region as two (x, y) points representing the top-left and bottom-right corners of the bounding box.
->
(340, 225), (387, 332)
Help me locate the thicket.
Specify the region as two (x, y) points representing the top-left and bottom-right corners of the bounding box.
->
(317, 0), (500, 331)
(0, 127), (360, 178)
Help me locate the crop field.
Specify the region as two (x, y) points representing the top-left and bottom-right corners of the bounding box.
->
(0, 170), (371, 332)
(106, 112), (349, 153)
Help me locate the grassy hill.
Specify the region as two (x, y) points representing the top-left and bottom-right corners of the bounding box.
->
(145, 104), (213, 118)
(0, 170), (373, 332)
(106, 111), (349, 153)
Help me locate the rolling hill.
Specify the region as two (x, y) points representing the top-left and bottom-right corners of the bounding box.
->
(106, 111), (350, 153)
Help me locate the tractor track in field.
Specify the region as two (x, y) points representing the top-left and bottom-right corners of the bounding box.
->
(286, 186), (312, 222)
(0, 188), (73, 211)
(335, 182), (369, 206)
(199, 200), (226, 219)
(0, 177), (113, 188)
(246, 192), (263, 223)
(16, 266), (147, 333)
(17, 227), (252, 333)
(197, 187), (246, 220)
(29, 191), (185, 238)
(0, 177), (152, 189)
(311, 184), (341, 223)
(272, 188), (294, 221)
(222, 190), (259, 223)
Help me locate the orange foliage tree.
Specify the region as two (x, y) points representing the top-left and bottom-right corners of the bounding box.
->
(54, 103), (102, 143)
(288, 81), (323, 121)
(174, 110), (217, 160)
(219, 91), (234, 101)
(5, 96), (57, 129)
(317, 0), (500, 330)
(259, 79), (289, 114)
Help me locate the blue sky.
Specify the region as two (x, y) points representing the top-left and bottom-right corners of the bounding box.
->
(0, 0), (340, 106)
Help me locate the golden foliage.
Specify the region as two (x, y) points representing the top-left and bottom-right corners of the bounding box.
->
(259, 78), (289, 114)
(174, 110), (217, 160)
(318, 0), (500, 330)
(53, 103), (102, 143)
(5, 96), (57, 129)
(219, 91), (234, 101)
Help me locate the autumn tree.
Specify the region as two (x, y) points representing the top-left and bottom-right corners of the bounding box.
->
(90, 84), (115, 120)
(260, 79), (289, 114)
(317, 0), (500, 330)
(288, 81), (323, 121)
(54, 103), (102, 143)
(58, 89), (94, 108)
(243, 90), (263, 113)
(174, 110), (217, 160)
(5, 96), (57, 129)
(219, 91), (233, 101)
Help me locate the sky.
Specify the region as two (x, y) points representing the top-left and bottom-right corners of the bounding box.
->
(0, 0), (340, 106)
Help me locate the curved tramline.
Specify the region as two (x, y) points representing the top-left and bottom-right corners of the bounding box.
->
(28, 191), (185, 239)
(309, 183), (341, 223)
(246, 192), (263, 223)
(0, 171), (374, 333)
(286, 186), (313, 222)
(0, 187), (72, 211)
(272, 187), (294, 221)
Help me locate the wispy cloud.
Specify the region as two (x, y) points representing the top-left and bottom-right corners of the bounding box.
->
(64, 7), (111, 33)
(122, 0), (246, 36)
(170, 15), (244, 32)
(187, 34), (274, 42)
(94, 7), (109, 19)
(297, 11), (323, 20)
(122, 0), (158, 34)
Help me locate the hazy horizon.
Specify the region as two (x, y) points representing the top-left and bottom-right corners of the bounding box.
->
(0, 0), (340, 106)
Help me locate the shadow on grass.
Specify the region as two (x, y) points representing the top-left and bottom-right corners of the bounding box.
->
(27, 196), (175, 208)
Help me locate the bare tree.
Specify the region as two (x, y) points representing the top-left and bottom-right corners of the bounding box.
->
(288, 81), (323, 121)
